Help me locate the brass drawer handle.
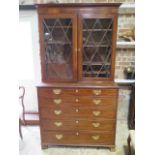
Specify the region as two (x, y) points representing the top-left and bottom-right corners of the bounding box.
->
(53, 99), (62, 105)
(92, 89), (102, 95)
(92, 122), (100, 128)
(92, 135), (100, 140)
(54, 110), (62, 115)
(53, 89), (62, 95)
(75, 99), (79, 102)
(93, 99), (101, 105)
(55, 134), (63, 140)
(76, 132), (79, 136)
(92, 111), (101, 116)
(54, 122), (63, 127)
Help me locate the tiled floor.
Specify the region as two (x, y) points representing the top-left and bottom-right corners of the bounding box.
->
(19, 90), (130, 155)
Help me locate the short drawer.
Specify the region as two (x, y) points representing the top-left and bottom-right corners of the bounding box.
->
(38, 88), (77, 98)
(76, 89), (117, 97)
(76, 97), (117, 109)
(39, 97), (77, 108)
(42, 131), (115, 146)
(40, 107), (77, 119)
(41, 119), (77, 131)
(77, 108), (116, 119)
(77, 119), (116, 131)
(38, 88), (118, 98)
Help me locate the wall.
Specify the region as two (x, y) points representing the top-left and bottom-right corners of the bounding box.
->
(116, 7), (135, 79)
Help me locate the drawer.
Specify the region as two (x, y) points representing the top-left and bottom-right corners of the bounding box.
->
(39, 97), (77, 108)
(77, 97), (117, 108)
(39, 97), (117, 110)
(40, 107), (116, 119)
(38, 88), (118, 98)
(77, 108), (116, 119)
(40, 107), (77, 119)
(41, 119), (115, 132)
(77, 120), (116, 131)
(42, 131), (115, 146)
(77, 89), (117, 97)
(41, 119), (77, 131)
(39, 97), (117, 109)
(38, 88), (77, 97)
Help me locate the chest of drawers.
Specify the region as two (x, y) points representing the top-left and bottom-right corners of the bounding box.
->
(37, 84), (118, 150)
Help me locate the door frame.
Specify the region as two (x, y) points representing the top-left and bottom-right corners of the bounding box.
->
(39, 13), (78, 82)
(78, 13), (118, 82)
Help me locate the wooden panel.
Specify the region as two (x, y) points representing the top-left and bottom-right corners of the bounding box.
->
(38, 88), (117, 98)
(37, 7), (118, 16)
(42, 131), (115, 145)
(36, 81), (118, 88)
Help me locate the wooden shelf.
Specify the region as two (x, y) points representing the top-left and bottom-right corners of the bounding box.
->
(47, 41), (71, 45)
(83, 29), (112, 32)
(116, 41), (135, 49)
(47, 26), (72, 28)
(83, 71), (110, 74)
(83, 62), (111, 66)
(84, 44), (110, 47)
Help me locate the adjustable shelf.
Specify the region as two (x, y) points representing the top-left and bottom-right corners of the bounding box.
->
(83, 29), (112, 32)
(83, 62), (111, 66)
(84, 44), (110, 47)
(46, 41), (72, 45)
(83, 71), (110, 75)
(47, 26), (72, 29)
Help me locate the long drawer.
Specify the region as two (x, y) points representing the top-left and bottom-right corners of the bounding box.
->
(40, 107), (116, 119)
(41, 119), (115, 131)
(38, 88), (117, 98)
(42, 131), (115, 146)
(39, 97), (117, 109)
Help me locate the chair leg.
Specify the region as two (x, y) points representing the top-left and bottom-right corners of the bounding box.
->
(127, 135), (131, 155)
(19, 119), (23, 139)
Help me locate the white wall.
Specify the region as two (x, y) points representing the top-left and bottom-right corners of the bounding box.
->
(19, 10), (41, 111)
(19, 10), (41, 83)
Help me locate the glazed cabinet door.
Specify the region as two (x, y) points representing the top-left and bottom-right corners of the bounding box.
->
(78, 13), (117, 81)
(39, 14), (77, 82)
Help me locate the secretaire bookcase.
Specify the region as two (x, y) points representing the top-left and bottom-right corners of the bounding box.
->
(36, 3), (121, 151)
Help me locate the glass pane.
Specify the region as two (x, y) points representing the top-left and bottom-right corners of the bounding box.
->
(43, 18), (72, 80)
(83, 18), (113, 78)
